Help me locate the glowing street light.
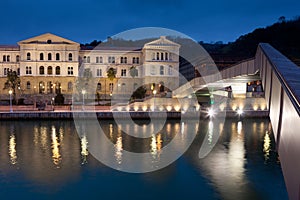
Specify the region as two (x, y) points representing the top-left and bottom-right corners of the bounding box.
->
(9, 89), (13, 113)
(207, 107), (215, 118)
(153, 90), (157, 111)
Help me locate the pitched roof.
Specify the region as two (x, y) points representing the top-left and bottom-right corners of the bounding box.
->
(18, 33), (79, 45)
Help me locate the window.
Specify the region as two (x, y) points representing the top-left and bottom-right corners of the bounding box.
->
(55, 66), (60, 75)
(48, 66), (52, 75)
(4, 68), (9, 76)
(16, 55), (20, 62)
(136, 57), (139, 64)
(97, 83), (101, 91)
(27, 53), (31, 60)
(87, 56), (90, 63)
(96, 57), (99, 63)
(3, 55), (6, 62)
(7, 55), (10, 62)
(160, 65), (164, 75)
(132, 57), (139, 64)
(39, 66), (45, 75)
(165, 52), (168, 60)
(168, 65), (173, 75)
(121, 69), (126, 77)
(26, 66), (32, 75)
(120, 57), (127, 64)
(161, 52), (164, 60)
(152, 53), (155, 60)
(121, 83), (126, 91)
(68, 67), (73, 75)
(48, 53), (52, 61)
(40, 53), (44, 60)
(97, 69), (102, 77)
(56, 53), (60, 61)
(109, 83), (114, 92)
(99, 56), (103, 63)
(39, 81), (45, 94)
(68, 53), (73, 61)
(150, 66), (156, 75)
(108, 56), (115, 63)
(26, 81), (31, 89)
(156, 52), (159, 60)
(83, 56), (87, 63)
(68, 82), (73, 91)
(17, 68), (20, 76)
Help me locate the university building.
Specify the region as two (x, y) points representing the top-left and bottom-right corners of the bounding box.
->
(0, 33), (180, 104)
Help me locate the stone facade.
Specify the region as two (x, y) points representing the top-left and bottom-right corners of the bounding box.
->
(0, 33), (180, 103)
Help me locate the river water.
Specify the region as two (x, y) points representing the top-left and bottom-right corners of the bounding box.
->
(0, 118), (288, 199)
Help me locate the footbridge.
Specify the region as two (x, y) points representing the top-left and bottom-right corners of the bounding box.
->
(174, 43), (300, 199)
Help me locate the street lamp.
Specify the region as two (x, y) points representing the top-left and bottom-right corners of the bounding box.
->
(9, 89), (13, 113)
(82, 89), (86, 110)
(153, 90), (157, 111)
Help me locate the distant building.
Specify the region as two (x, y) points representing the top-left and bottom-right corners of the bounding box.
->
(0, 33), (180, 103)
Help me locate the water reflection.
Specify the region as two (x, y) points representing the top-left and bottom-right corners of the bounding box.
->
(9, 134), (17, 165)
(0, 119), (287, 199)
(263, 131), (271, 161)
(51, 126), (61, 166)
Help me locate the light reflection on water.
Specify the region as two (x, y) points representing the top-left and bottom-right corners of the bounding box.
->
(0, 119), (288, 199)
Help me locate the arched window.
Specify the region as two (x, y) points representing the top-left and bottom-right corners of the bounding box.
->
(55, 82), (61, 94)
(39, 81), (45, 94)
(136, 57), (139, 64)
(68, 53), (73, 61)
(161, 52), (164, 60)
(27, 52), (31, 60)
(16, 55), (20, 62)
(39, 66), (45, 75)
(68, 82), (73, 91)
(160, 65), (164, 75)
(168, 65), (173, 75)
(48, 53), (52, 60)
(3, 55), (6, 62)
(40, 53), (44, 60)
(156, 52), (159, 60)
(159, 82), (165, 92)
(7, 55), (10, 62)
(26, 81), (31, 89)
(165, 52), (168, 60)
(47, 66), (52, 75)
(55, 66), (60, 75)
(96, 57), (99, 63)
(150, 66), (156, 75)
(99, 56), (103, 63)
(56, 53), (60, 61)
(17, 68), (20, 75)
(97, 82), (101, 91)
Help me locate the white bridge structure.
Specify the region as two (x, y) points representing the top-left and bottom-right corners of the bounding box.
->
(174, 43), (300, 200)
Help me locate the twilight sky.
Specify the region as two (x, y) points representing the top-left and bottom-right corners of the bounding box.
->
(0, 0), (299, 44)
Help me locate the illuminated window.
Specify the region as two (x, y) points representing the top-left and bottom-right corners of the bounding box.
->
(26, 81), (31, 89)
(97, 82), (101, 91)
(47, 66), (52, 75)
(55, 66), (60, 75)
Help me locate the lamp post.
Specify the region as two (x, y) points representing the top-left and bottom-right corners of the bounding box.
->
(82, 89), (86, 110)
(153, 89), (157, 111)
(9, 89), (13, 113)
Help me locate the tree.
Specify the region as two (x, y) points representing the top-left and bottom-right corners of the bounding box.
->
(107, 67), (116, 81)
(129, 66), (138, 78)
(4, 70), (20, 103)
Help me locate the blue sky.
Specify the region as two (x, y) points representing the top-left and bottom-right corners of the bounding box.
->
(0, 0), (299, 44)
